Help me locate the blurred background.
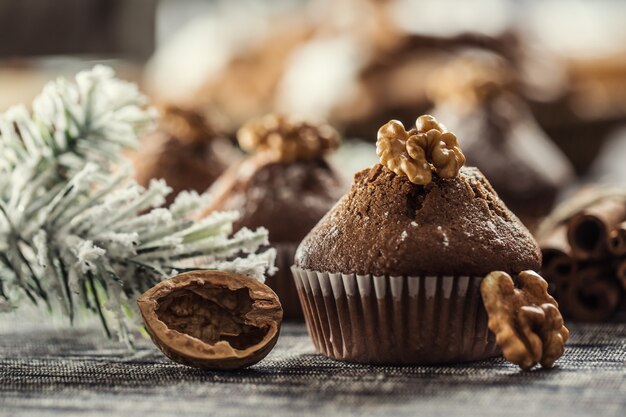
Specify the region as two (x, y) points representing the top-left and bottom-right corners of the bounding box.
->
(2, 0), (626, 221)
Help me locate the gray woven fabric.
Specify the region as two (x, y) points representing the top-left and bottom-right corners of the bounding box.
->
(0, 320), (625, 417)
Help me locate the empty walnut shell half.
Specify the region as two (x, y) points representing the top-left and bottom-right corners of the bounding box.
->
(138, 270), (283, 370)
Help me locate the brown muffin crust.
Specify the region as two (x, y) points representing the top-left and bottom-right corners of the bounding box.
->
(204, 156), (344, 243)
(295, 164), (541, 276)
(133, 106), (239, 207)
(134, 132), (237, 207)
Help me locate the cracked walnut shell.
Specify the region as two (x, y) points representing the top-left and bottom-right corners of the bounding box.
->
(138, 270), (283, 370)
(237, 114), (340, 163)
(481, 270), (569, 370)
(376, 115), (465, 185)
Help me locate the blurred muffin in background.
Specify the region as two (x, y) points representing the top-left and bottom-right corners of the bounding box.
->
(280, 28), (521, 141)
(132, 105), (240, 207)
(427, 52), (574, 229)
(147, 0), (522, 137)
(201, 114), (344, 319)
(518, 0), (626, 174)
(147, 0), (626, 182)
(529, 51), (626, 175)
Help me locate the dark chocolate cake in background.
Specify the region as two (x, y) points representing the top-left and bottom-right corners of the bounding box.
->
(427, 52), (575, 229)
(131, 105), (240, 207)
(205, 156), (343, 245)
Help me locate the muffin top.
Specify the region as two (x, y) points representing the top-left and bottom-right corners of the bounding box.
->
(295, 115), (541, 276)
(133, 105), (239, 207)
(202, 114), (344, 243)
(205, 157), (344, 243)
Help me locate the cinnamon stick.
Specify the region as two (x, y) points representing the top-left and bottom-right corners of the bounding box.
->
(616, 258), (626, 292)
(563, 265), (622, 322)
(608, 221), (626, 256)
(540, 224), (576, 291)
(567, 199), (626, 260)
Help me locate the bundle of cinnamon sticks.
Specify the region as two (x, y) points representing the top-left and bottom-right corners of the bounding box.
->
(540, 194), (626, 322)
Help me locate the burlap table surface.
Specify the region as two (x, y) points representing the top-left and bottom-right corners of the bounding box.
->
(0, 316), (624, 417)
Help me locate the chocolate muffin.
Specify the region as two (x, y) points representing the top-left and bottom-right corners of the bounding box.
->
(202, 114), (344, 319)
(292, 115), (541, 365)
(132, 105), (240, 207)
(427, 53), (574, 229)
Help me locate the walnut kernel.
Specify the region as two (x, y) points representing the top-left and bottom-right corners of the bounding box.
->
(480, 270), (569, 370)
(158, 104), (220, 145)
(138, 270), (283, 370)
(376, 115), (465, 185)
(237, 114), (340, 163)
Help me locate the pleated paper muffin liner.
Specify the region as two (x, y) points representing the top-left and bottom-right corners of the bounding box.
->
(265, 243), (303, 320)
(291, 267), (500, 365)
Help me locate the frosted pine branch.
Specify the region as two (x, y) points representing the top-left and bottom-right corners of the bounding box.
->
(0, 67), (276, 343)
(1, 65), (152, 175)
